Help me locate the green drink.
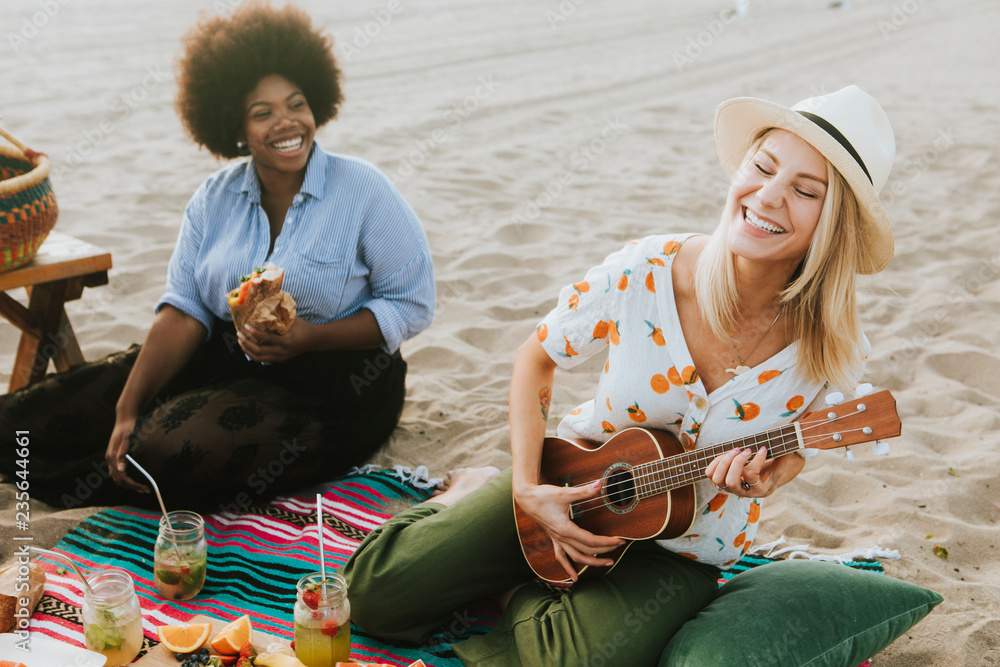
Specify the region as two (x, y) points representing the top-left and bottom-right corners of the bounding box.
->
(83, 570), (143, 666)
(154, 511), (208, 600)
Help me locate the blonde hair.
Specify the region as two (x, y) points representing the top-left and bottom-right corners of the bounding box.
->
(694, 129), (864, 389)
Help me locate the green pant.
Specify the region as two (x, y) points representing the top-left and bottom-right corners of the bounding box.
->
(342, 469), (721, 666)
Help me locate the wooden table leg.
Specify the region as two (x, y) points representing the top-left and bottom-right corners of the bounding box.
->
(52, 308), (85, 373)
(8, 280), (80, 392)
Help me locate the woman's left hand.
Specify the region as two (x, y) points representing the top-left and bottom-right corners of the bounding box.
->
(237, 318), (315, 363)
(705, 446), (788, 498)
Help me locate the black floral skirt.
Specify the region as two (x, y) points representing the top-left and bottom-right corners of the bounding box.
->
(0, 318), (407, 512)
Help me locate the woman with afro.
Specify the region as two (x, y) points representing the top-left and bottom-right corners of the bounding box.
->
(0, 3), (435, 511)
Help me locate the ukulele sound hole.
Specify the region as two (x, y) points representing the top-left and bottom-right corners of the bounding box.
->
(604, 467), (637, 513)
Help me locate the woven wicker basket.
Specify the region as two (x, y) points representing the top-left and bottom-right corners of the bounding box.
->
(0, 124), (58, 274)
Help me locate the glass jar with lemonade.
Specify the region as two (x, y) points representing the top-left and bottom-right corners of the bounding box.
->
(154, 510), (208, 600)
(82, 570), (144, 666)
(294, 572), (351, 666)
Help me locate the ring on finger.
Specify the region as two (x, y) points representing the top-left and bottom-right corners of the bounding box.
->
(740, 478), (760, 492)
(715, 484), (726, 492)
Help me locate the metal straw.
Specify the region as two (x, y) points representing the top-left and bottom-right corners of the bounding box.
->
(317, 493), (327, 594)
(125, 455), (181, 558)
(29, 547), (95, 596)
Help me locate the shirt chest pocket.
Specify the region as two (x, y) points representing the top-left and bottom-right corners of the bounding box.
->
(285, 248), (351, 322)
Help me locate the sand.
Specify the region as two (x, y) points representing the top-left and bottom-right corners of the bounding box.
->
(2, 0), (999, 663)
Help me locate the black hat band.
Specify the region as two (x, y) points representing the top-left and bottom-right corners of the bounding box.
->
(797, 111), (872, 184)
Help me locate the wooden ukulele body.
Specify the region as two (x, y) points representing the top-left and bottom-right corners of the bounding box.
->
(513, 428), (696, 583)
(513, 391), (900, 583)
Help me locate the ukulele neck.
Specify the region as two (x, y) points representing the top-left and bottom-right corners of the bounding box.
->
(637, 423), (803, 496)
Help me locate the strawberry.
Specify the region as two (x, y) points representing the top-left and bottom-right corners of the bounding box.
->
(235, 658), (252, 667)
(321, 619), (339, 636)
(238, 642), (258, 660)
(290, 640), (295, 651)
(302, 588), (320, 610)
(211, 656), (237, 667)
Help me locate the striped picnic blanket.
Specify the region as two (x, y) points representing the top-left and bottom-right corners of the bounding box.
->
(28, 467), (883, 665)
(29, 467), (496, 665)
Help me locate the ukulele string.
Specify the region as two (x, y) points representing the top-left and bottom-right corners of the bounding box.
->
(562, 427), (794, 493)
(567, 421), (875, 517)
(573, 424), (871, 512)
(559, 405), (868, 495)
(572, 429), (880, 517)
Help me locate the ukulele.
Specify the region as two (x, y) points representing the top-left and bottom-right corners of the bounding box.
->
(513, 389), (901, 583)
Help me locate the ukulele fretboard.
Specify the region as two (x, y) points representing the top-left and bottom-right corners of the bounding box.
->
(634, 423), (801, 496)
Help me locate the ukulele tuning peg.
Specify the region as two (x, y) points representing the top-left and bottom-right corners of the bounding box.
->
(825, 391), (844, 406)
(845, 447), (855, 462)
(872, 441), (891, 457)
(855, 383), (874, 398)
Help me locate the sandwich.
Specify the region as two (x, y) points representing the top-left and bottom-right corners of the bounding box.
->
(0, 561), (45, 634)
(227, 262), (297, 342)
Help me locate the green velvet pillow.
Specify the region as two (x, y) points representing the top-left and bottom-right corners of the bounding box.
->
(659, 559), (942, 667)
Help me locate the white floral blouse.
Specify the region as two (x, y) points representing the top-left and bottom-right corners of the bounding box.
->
(536, 233), (865, 568)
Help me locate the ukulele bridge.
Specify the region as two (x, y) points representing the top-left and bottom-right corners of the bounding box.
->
(601, 463), (639, 514)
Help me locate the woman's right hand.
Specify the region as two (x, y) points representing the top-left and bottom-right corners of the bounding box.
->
(514, 479), (625, 582)
(103, 305), (205, 494)
(105, 415), (151, 493)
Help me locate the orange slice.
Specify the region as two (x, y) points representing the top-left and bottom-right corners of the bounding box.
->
(157, 622), (212, 653)
(210, 614), (254, 655)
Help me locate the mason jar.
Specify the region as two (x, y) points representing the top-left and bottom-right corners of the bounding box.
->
(82, 570), (144, 666)
(153, 510), (208, 600)
(293, 572), (351, 666)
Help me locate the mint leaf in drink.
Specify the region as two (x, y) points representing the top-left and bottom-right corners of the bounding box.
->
(85, 623), (124, 651)
(156, 569), (180, 585)
(181, 562), (205, 586)
(85, 623), (106, 649)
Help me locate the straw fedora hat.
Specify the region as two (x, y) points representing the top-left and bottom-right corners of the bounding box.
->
(714, 85), (895, 274)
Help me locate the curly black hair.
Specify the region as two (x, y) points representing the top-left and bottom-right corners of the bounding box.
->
(175, 2), (342, 159)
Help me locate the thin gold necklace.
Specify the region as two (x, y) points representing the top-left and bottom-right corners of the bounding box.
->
(725, 311), (781, 376)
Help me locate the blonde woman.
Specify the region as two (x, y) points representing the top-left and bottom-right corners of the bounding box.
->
(343, 86), (904, 664)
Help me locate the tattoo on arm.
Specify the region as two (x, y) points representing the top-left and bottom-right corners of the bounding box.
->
(539, 386), (552, 421)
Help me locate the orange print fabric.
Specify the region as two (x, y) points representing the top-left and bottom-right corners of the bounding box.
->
(533, 234), (867, 568)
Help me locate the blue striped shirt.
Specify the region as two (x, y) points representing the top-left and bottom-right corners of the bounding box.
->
(156, 144), (435, 354)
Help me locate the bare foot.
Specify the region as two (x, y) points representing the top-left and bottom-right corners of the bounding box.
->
(429, 466), (501, 507)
